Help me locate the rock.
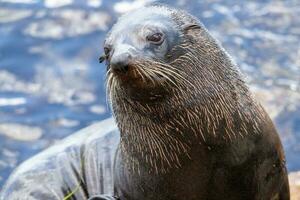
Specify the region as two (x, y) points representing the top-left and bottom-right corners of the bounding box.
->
(289, 171), (300, 200)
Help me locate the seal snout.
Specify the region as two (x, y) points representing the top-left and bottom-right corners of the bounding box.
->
(110, 52), (131, 74)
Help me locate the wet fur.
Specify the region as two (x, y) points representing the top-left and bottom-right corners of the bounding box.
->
(107, 5), (290, 200)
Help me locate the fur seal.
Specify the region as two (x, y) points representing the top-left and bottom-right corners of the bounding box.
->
(101, 4), (290, 200)
(0, 4), (290, 200)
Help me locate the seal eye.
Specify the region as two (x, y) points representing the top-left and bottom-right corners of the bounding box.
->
(104, 47), (110, 56)
(146, 33), (164, 45)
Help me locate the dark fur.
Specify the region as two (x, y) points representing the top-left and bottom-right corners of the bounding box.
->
(105, 5), (290, 200)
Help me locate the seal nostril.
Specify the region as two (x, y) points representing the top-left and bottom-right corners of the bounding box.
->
(123, 65), (129, 72)
(112, 63), (129, 74)
(111, 53), (131, 74)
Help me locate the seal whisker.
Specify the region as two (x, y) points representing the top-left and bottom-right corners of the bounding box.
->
(140, 66), (157, 85)
(134, 60), (183, 88)
(146, 67), (179, 88)
(133, 62), (154, 84)
(105, 72), (113, 106)
(135, 67), (147, 83)
(148, 60), (194, 88)
(154, 66), (186, 85)
(149, 66), (187, 89)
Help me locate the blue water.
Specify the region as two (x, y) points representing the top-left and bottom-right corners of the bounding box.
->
(0, 0), (299, 188)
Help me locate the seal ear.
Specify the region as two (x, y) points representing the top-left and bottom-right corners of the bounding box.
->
(182, 23), (201, 33)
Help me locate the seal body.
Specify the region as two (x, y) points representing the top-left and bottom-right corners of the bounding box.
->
(103, 5), (290, 200)
(113, 116), (289, 200)
(0, 4), (290, 200)
(0, 118), (120, 200)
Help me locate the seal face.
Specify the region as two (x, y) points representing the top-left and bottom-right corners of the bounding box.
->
(103, 4), (254, 172)
(102, 6), (185, 102)
(101, 4), (290, 200)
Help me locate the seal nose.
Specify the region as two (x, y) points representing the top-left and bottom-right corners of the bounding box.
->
(110, 53), (131, 74)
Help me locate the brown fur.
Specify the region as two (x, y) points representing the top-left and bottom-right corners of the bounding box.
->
(107, 8), (265, 174)
(107, 5), (290, 200)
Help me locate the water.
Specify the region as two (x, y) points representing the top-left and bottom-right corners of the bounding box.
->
(0, 0), (299, 189)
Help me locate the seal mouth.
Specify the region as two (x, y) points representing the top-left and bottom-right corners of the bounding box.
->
(105, 58), (192, 103)
(108, 59), (169, 88)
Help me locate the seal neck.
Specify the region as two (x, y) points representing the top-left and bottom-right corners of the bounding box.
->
(112, 83), (264, 175)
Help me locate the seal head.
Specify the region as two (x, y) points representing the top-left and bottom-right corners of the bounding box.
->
(101, 6), (202, 103)
(102, 5), (259, 172)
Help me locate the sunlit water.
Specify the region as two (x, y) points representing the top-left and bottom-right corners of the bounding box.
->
(0, 0), (299, 188)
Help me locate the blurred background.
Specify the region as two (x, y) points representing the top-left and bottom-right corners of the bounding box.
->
(0, 0), (299, 189)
